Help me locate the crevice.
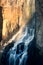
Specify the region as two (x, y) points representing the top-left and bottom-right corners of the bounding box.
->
(0, 6), (3, 41)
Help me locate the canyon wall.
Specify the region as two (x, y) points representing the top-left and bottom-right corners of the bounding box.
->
(0, 0), (35, 41)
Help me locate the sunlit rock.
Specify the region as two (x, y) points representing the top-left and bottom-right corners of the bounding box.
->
(0, 0), (35, 40)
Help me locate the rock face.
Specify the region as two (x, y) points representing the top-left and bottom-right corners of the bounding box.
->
(0, 6), (3, 41)
(0, 0), (35, 40)
(36, 0), (43, 49)
(0, 0), (43, 65)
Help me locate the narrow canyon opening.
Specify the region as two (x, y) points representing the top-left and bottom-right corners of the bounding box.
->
(0, 6), (3, 41)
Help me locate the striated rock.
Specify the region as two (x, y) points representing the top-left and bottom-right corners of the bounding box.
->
(0, 0), (35, 41)
(0, 0), (43, 65)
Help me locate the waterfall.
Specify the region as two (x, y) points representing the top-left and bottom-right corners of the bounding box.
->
(8, 27), (35, 65)
(1, 13), (36, 65)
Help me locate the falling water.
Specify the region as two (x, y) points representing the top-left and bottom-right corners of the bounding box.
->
(1, 13), (35, 65)
(8, 28), (35, 65)
(5, 13), (35, 65)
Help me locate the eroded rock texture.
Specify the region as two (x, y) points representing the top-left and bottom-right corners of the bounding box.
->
(36, 0), (43, 51)
(0, 0), (35, 41)
(0, 0), (43, 65)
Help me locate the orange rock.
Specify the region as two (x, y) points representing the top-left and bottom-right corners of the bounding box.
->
(0, 0), (35, 40)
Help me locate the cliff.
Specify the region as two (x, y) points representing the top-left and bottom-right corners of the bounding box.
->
(0, 0), (35, 42)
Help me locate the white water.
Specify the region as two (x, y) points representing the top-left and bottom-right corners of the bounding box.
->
(7, 25), (35, 65)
